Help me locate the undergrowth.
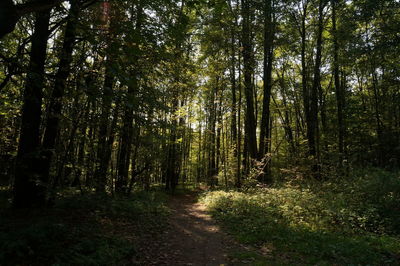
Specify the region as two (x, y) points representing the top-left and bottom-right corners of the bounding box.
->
(0, 190), (168, 266)
(201, 168), (400, 265)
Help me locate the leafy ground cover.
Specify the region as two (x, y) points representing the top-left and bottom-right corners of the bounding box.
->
(201, 168), (400, 265)
(0, 189), (168, 265)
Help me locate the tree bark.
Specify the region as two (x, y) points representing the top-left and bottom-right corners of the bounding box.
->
(13, 9), (51, 208)
(331, 0), (345, 160)
(309, 0), (325, 175)
(40, 0), (81, 198)
(259, 0), (274, 160)
(116, 2), (143, 193)
(241, 0), (257, 161)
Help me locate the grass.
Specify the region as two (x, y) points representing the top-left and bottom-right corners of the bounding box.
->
(0, 189), (168, 266)
(201, 168), (400, 265)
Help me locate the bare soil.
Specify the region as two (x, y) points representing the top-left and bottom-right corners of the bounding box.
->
(139, 192), (247, 266)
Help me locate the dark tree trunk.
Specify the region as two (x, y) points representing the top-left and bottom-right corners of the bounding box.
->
(126, 127), (140, 195)
(207, 80), (218, 187)
(216, 89), (222, 177)
(300, 2), (313, 158)
(40, 0), (81, 197)
(165, 104), (179, 191)
(258, 0), (275, 183)
(95, 60), (115, 192)
(13, 9), (51, 208)
(236, 45), (242, 187)
(309, 0), (325, 175)
(332, 0), (345, 161)
(241, 0), (257, 161)
(259, 0), (274, 160)
(116, 83), (135, 193)
(116, 1), (143, 194)
(230, 29), (237, 150)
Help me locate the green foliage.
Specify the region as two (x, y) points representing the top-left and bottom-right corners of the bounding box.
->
(201, 169), (400, 265)
(0, 191), (168, 265)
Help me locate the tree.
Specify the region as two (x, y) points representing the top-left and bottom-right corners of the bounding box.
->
(13, 8), (52, 208)
(241, 0), (257, 162)
(258, 0), (276, 182)
(0, 0), (63, 39)
(40, 0), (82, 200)
(331, 0), (345, 163)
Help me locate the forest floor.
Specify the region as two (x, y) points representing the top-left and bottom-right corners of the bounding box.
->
(139, 190), (255, 265)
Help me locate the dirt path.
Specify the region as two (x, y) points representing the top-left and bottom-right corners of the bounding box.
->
(139, 192), (246, 265)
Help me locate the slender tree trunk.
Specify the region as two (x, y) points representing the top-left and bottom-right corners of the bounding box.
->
(208, 80), (218, 187)
(126, 127), (140, 195)
(332, 0), (345, 161)
(241, 0), (257, 161)
(165, 105), (179, 191)
(259, 0), (274, 160)
(13, 8), (51, 208)
(40, 0), (81, 197)
(258, 0), (275, 183)
(116, 1), (143, 193)
(230, 28), (237, 151)
(116, 81), (136, 193)
(299, 0), (314, 160)
(236, 45), (242, 187)
(310, 0), (325, 175)
(95, 60), (115, 192)
(216, 101), (222, 176)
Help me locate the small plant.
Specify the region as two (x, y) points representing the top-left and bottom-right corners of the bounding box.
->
(0, 191), (168, 266)
(200, 168), (400, 265)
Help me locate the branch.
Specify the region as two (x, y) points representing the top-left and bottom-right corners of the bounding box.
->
(16, 0), (64, 17)
(0, 0), (65, 39)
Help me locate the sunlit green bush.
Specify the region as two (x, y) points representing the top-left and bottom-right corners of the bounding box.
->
(201, 168), (400, 265)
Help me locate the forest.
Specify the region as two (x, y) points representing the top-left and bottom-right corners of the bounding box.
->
(0, 0), (399, 265)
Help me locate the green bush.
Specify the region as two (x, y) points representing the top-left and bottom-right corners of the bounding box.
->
(0, 191), (168, 266)
(201, 168), (400, 265)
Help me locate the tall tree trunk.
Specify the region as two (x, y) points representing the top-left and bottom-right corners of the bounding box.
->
(230, 28), (237, 152)
(95, 59), (115, 192)
(164, 0), (186, 192)
(95, 1), (117, 192)
(165, 101), (179, 191)
(40, 0), (81, 198)
(13, 8), (51, 208)
(216, 88), (222, 179)
(299, 0), (315, 161)
(258, 0), (275, 183)
(259, 0), (274, 160)
(236, 44), (242, 187)
(207, 80), (218, 187)
(310, 0), (325, 175)
(116, 0), (143, 194)
(331, 0), (345, 161)
(241, 0), (257, 161)
(116, 82), (135, 193)
(126, 127), (140, 195)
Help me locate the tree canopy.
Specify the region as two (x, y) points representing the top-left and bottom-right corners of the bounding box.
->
(1, 0), (400, 264)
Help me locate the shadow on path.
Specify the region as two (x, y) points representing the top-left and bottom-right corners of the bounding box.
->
(140, 192), (244, 265)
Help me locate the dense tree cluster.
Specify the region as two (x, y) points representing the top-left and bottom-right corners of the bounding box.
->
(0, 0), (399, 207)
